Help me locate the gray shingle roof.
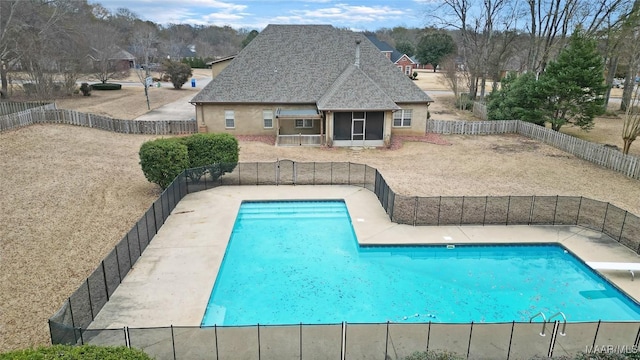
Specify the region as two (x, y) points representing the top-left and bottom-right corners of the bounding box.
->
(318, 65), (399, 111)
(191, 24), (432, 107)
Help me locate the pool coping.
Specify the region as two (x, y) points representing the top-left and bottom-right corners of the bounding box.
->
(88, 185), (640, 329)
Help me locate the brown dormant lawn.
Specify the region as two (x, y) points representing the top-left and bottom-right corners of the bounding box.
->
(1, 70), (638, 352)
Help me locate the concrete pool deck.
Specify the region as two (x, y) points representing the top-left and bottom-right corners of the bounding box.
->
(89, 185), (640, 329)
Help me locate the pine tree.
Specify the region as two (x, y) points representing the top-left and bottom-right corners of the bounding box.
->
(540, 28), (607, 131)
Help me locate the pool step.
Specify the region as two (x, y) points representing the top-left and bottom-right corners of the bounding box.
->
(239, 202), (347, 220)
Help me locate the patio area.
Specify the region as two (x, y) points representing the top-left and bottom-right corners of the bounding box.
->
(88, 185), (640, 330)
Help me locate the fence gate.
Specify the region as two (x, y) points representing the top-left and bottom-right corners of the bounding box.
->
(277, 160), (295, 185)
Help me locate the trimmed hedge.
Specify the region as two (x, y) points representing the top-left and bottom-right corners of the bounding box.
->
(91, 83), (122, 90)
(0, 344), (152, 359)
(139, 133), (239, 188)
(182, 133), (239, 182)
(139, 138), (189, 189)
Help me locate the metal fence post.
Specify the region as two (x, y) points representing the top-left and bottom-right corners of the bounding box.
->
(426, 322), (431, 352)
(363, 164), (367, 188)
(215, 324), (219, 360)
(553, 195), (559, 225)
(602, 204), (610, 233)
(437, 197), (442, 226)
(299, 323), (303, 360)
(101, 261), (109, 301)
(67, 297), (76, 330)
(467, 322), (473, 359)
(86, 279), (94, 320)
(619, 211), (628, 241)
(575, 196), (583, 225)
(126, 234), (133, 268)
(413, 197), (418, 226)
(114, 246), (122, 283)
(171, 325), (176, 360)
(384, 321), (390, 360)
(506, 321), (515, 360)
(348, 162), (351, 185)
(483, 196), (488, 226)
(506, 196), (511, 225)
(125, 326), (130, 348)
(135, 222), (142, 256)
(460, 196), (465, 225)
(257, 323), (261, 360)
(151, 204), (158, 238)
(591, 320), (601, 350)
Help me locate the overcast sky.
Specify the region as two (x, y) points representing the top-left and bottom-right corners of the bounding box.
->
(91, 0), (434, 31)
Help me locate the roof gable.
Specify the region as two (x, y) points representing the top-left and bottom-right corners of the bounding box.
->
(318, 65), (399, 111)
(191, 25), (431, 105)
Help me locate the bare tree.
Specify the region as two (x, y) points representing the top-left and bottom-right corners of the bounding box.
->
(130, 23), (160, 109)
(161, 24), (195, 60)
(10, 0), (85, 99)
(439, 54), (470, 106)
(622, 78), (640, 154)
(429, 0), (518, 100)
(86, 22), (129, 83)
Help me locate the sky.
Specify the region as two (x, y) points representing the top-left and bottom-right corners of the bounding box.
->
(91, 0), (435, 31)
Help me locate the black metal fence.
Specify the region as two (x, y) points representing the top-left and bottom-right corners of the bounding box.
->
(62, 320), (640, 360)
(48, 161), (640, 359)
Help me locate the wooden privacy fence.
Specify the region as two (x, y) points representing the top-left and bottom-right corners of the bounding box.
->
(0, 101), (52, 116)
(472, 101), (488, 120)
(427, 119), (640, 180)
(0, 103), (197, 135)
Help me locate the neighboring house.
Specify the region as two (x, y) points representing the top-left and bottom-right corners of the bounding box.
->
(365, 34), (419, 76)
(206, 55), (236, 78)
(191, 25), (433, 147)
(87, 46), (136, 69)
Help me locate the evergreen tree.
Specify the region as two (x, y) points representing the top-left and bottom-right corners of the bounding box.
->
(488, 28), (606, 131)
(396, 40), (415, 57)
(487, 72), (548, 125)
(416, 33), (457, 72)
(540, 28), (607, 131)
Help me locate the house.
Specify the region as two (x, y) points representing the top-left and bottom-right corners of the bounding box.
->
(190, 25), (433, 147)
(364, 34), (419, 76)
(87, 45), (136, 69)
(206, 55), (236, 78)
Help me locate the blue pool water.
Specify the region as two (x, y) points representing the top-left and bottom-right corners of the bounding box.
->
(201, 200), (640, 325)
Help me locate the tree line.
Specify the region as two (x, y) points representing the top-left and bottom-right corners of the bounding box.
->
(0, 0), (249, 99)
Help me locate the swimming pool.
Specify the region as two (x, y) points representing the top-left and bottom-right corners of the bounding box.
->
(201, 200), (640, 326)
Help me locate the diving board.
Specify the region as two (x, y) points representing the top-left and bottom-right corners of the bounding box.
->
(586, 262), (640, 281)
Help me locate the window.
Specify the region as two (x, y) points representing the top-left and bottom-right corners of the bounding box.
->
(225, 110), (235, 128)
(263, 110), (273, 128)
(397, 65), (403, 72)
(295, 119), (313, 128)
(393, 109), (412, 127)
(405, 65), (412, 75)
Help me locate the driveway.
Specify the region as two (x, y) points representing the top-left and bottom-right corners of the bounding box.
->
(134, 77), (211, 121)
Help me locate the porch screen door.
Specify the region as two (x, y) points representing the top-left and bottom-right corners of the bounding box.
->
(352, 112), (365, 141)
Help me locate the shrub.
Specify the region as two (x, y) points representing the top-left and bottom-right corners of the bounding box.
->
(181, 133), (239, 182)
(91, 83), (122, 90)
(413, 71), (418, 79)
(163, 60), (193, 89)
(139, 138), (189, 189)
(80, 83), (92, 96)
(0, 344), (152, 359)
